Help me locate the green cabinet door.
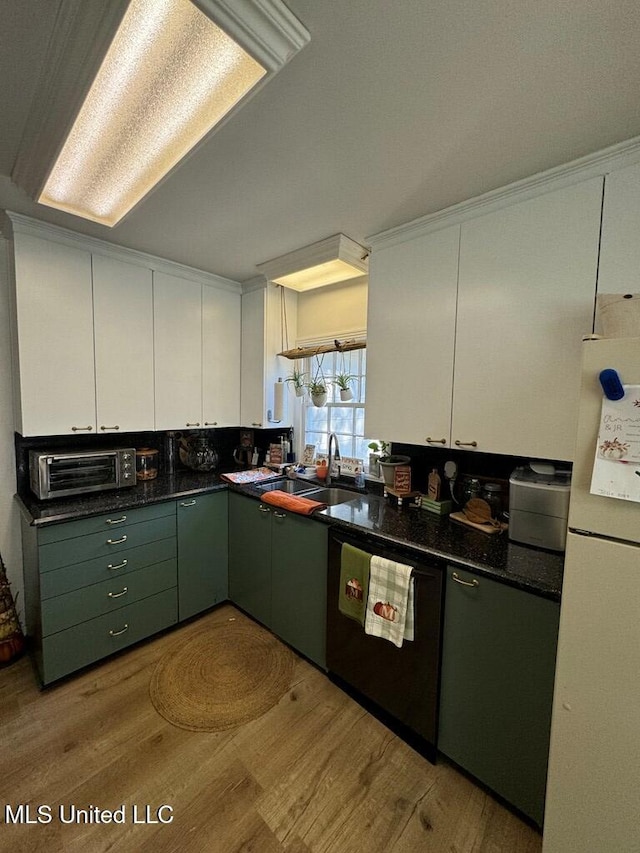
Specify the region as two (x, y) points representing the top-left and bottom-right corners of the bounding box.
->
(228, 492), (272, 626)
(177, 491), (229, 621)
(438, 566), (560, 826)
(271, 510), (328, 668)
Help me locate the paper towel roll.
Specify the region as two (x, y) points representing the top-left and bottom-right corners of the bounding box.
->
(272, 379), (284, 423)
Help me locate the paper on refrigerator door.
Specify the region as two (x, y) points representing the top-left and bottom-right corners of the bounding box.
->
(590, 384), (640, 501)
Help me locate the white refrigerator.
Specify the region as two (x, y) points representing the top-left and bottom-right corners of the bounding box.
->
(543, 337), (640, 853)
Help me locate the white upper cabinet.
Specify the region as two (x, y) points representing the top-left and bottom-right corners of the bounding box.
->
(202, 284), (241, 427)
(92, 254), (154, 433)
(365, 224), (459, 445)
(598, 160), (640, 295)
(153, 271), (203, 431)
(13, 232), (96, 436)
(453, 177), (603, 460)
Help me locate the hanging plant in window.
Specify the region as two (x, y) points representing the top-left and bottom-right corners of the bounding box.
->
(285, 363), (306, 397)
(306, 353), (330, 407)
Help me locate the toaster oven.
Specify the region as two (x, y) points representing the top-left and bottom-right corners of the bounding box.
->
(29, 448), (136, 500)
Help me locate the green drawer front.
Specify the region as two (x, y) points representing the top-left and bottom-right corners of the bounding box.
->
(40, 538), (177, 600)
(37, 501), (176, 546)
(41, 559), (177, 636)
(39, 515), (177, 573)
(40, 587), (178, 685)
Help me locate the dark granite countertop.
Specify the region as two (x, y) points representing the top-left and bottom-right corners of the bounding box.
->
(16, 470), (227, 526)
(16, 473), (564, 601)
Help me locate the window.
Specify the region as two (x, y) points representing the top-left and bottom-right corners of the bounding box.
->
(301, 346), (374, 470)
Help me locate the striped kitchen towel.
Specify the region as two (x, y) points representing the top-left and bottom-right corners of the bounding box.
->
(364, 556), (414, 648)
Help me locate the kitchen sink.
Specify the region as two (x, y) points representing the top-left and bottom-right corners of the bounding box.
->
(302, 487), (360, 506)
(256, 478), (317, 494)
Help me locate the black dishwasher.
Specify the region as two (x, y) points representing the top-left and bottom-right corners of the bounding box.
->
(326, 529), (444, 762)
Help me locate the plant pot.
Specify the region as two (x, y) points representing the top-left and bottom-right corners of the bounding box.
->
(378, 455), (411, 487)
(339, 388), (353, 401)
(311, 391), (327, 407)
(294, 386), (305, 398)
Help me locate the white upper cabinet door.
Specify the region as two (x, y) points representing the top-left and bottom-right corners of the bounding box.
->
(365, 224), (460, 446)
(202, 285), (241, 427)
(92, 254), (154, 433)
(598, 161), (640, 296)
(453, 177), (603, 461)
(154, 271), (202, 431)
(13, 232), (96, 436)
(240, 287), (266, 428)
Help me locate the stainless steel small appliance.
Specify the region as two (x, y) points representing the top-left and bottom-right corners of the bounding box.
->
(29, 448), (136, 499)
(508, 466), (571, 551)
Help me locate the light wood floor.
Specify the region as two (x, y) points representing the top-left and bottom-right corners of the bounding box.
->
(0, 604), (542, 853)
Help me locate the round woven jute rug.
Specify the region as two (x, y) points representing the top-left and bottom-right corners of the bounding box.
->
(149, 617), (296, 732)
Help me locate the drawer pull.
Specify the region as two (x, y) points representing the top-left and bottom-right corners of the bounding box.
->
(273, 511), (286, 519)
(106, 535), (128, 545)
(258, 505), (271, 513)
(252, 422), (262, 427)
(100, 425), (120, 431)
(204, 421), (218, 426)
(180, 500), (197, 507)
(454, 440), (478, 448)
(107, 559), (128, 571)
(108, 587), (128, 599)
(452, 571), (479, 588)
(109, 624), (129, 638)
(185, 422), (200, 427)
(71, 425), (93, 432)
(106, 516), (127, 525)
(426, 437), (447, 444)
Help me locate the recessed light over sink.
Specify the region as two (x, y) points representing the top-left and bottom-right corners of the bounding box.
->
(257, 234), (369, 291)
(13, 0), (310, 227)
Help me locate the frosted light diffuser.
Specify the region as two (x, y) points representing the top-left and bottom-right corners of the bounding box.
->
(257, 234), (369, 291)
(38, 0), (267, 226)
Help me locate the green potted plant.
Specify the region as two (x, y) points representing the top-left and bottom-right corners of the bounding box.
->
(307, 378), (330, 407)
(285, 366), (306, 397)
(367, 440), (410, 485)
(334, 372), (356, 401)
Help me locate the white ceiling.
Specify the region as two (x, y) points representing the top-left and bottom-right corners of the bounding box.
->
(2, 0), (640, 283)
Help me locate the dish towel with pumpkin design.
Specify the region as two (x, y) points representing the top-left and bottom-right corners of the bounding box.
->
(364, 556), (414, 648)
(339, 543), (371, 625)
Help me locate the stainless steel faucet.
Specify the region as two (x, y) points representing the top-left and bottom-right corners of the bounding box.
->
(327, 433), (340, 486)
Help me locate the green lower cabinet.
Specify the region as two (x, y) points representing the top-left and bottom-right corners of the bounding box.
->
(438, 566), (560, 826)
(177, 491), (229, 621)
(271, 510), (327, 669)
(228, 492), (328, 668)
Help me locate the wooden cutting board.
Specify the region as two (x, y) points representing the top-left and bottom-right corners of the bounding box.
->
(450, 511), (508, 535)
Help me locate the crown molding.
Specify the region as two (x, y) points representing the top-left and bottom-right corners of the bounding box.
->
(2, 212), (242, 294)
(241, 275), (269, 294)
(368, 135), (640, 251)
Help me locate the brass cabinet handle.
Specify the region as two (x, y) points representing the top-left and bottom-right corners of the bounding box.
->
(108, 587), (128, 599)
(452, 571), (479, 588)
(426, 437), (447, 444)
(258, 505), (271, 513)
(204, 421), (218, 426)
(100, 425), (120, 431)
(185, 422), (200, 427)
(106, 516), (127, 525)
(252, 422), (262, 427)
(454, 440), (478, 447)
(107, 559), (128, 571)
(273, 511), (286, 519)
(71, 425), (93, 432)
(180, 500), (197, 507)
(109, 624), (129, 638)
(106, 535), (127, 545)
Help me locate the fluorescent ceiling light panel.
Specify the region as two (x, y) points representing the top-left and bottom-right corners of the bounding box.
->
(257, 234), (369, 291)
(38, 0), (267, 226)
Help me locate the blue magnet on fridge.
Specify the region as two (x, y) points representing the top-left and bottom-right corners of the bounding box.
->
(599, 368), (625, 400)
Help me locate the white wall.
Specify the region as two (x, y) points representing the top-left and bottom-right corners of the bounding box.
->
(296, 276), (367, 341)
(0, 238), (23, 626)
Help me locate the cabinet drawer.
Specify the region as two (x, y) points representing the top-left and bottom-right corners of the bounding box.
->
(40, 538), (177, 599)
(39, 515), (177, 573)
(40, 587), (177, 684)
(37, 501), (176, 545)
(41, 559), (177, 636)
